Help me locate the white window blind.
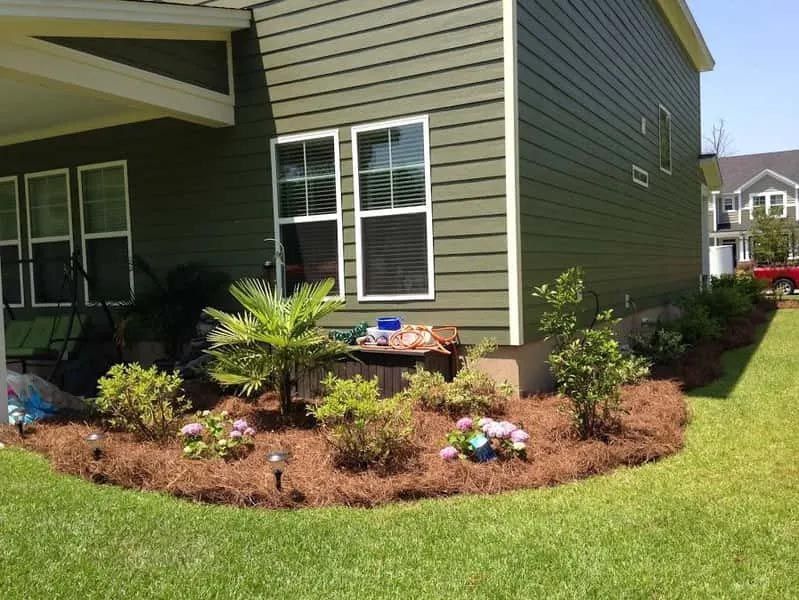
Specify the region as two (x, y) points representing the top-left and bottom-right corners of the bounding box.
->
(25, 169), (73, 306)
(271, 131), (343, 297)
(78, 161), (134, 304)
(0, 177), (23, 307)
(353, 116), (434, 301)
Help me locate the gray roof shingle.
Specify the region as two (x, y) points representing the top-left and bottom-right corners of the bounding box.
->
(719, 150), (799, 193)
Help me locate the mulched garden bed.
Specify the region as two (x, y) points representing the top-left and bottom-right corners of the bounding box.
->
(2, 302), (773, 510)
(1, 378), (686, 509)
(650, 300), (775, 390)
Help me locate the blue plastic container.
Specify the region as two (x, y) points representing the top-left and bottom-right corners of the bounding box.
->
(376, 316), (402, 331)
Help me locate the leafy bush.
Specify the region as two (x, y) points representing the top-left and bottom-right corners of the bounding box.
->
(711, 274), (766, 305)
(179, 411), (255, 460)
(205, 278), (348, 415)
(95, 363), (189, 441)
(402, 338), (513, 415)
(629, 324), (687, 365)
(533, 268), (650, 439)
(309, 374), (413, 469)
(440, 416), (528, 461)
(673, 301), (722, 346)
(697, 286), (752, 323)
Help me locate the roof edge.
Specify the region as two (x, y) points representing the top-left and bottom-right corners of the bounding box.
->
(655, 0), (715, 72)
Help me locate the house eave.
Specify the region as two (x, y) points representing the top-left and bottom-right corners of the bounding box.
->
(0, 0), (252, 40)
(655, 0), (715, 72)
(700, 154), (722, 190)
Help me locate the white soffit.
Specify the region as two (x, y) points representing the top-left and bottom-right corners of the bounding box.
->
(0, 0), (252, 40)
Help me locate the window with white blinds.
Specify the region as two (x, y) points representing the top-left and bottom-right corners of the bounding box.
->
(25, 169), (73, 306)
(353, 116), (434, 301)
(271, 130), (343, 297)
(0, 176), (23, 307)
(78, 161), (134, 304)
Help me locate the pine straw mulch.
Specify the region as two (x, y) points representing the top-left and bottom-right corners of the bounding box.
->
(1, 377), (687, 510)
(651, 300), (775, 390)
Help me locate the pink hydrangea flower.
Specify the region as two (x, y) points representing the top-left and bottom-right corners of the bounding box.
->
(439, 446), (459, 460)
(510, 429), (529, 443)
(478, 417), (494, 429)
(180, 423), (203, 437)
(456, 417), (473, 432)
(233, 419), (249, 432)
(243, 427), (256, 437)
(499, 421), (518, 435)
(229, 430), (243, 439)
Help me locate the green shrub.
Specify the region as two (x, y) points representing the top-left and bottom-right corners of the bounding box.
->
(673, 301), (722, 346)
(711, 274), (765, 305)
(401, 338), (513, 415)
(533, 268), (650, 439)
(205, 278), (348, 415)
(629, 324), (688, 365)
(309, 374), (413, 469)
(95, 363), (189, 441)
(697, 286), (751, 323)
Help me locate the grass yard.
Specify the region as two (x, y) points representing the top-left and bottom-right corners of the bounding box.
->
(2, 312), (799, 599)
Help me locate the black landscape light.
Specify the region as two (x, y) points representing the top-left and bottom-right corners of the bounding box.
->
(10, 408), (26, 438)
(265, 450), (291, 491)
(85, 432), (106, 460)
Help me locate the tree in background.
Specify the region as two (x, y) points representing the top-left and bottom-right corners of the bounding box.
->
(703, 118), (735, 157)
(750, 207), (795, 265)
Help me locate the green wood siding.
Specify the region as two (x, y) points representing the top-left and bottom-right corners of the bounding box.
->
(517, 0), (702, 341)
(2, 0), (510, 344)
(43, 38), (230, 94)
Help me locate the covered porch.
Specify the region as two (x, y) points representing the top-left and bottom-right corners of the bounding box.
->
(0, 0), (252, 422)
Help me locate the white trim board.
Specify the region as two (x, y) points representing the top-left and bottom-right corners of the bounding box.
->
(76, 160), (135, 306)
(0, 175), (24, 308)
(503, 0), (523, 346)
(0, 36), (235, 144)
(0, 0), (251, 41)
(351, 115), (435, 303)
(734, 168), (799, 194)
(270, 129), (345, 301)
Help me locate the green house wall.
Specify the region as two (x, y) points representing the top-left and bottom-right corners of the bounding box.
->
(517, 0), (702, 341)
(0, 0), (511, 344)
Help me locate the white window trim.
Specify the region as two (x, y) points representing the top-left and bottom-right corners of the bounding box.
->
(352, 115), (435, 302)
(722, 196), (736, 212)
(24, 168), (74, 308)
(0, 175), (24, 308)
(77, 160), (134, 306)
(658, 104), (673, 175)
(749, 190), (787, 218)
(269, 129), (345, 300)
(632, 165), (649, 188)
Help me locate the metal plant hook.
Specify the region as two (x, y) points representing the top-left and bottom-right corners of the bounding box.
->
(263, 237), (286, 292)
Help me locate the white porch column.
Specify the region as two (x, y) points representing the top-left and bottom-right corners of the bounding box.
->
(0, 259), (7, 423)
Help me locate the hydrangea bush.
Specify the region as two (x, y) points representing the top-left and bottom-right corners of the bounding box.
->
(440, 416), (529, 462)
(180, 411), (255, 459)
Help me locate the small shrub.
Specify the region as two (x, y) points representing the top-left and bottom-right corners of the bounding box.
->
(673, 300), (722, 346)
(440, 416), (528, 462)
(95, 363), (189, 441)
(629, 325), (687, 365)
(533, 268), (650, 439)
(309, 374), (413, 469)
(711, 274), (765, 305)
(179, 411), (255, 460)
(402, 338), (513, 415)
(697, 286), (751, 323)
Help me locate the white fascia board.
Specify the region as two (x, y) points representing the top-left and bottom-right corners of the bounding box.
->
(0, 0), (251, 40)
(0, 36), (234, 127)
(734, 168), (799, 194)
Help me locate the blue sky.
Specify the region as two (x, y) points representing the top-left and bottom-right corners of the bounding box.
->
(688, 0), (798, 156)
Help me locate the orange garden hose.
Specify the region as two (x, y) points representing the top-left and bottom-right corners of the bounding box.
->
(386, 325), (459, 354)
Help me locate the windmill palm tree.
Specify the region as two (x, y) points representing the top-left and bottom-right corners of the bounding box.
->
(204, 278), (347, 415)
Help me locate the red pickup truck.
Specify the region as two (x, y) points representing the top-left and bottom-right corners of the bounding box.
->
(753, 265), (799, 295)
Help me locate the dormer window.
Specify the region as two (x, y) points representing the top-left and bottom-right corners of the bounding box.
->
(722, 196), (735, 212)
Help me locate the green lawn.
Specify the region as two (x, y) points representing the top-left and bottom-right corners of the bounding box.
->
(2, 313), (799, 599)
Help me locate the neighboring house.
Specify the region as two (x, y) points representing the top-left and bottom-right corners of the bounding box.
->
(0, 0), (714, 400)
(709, 150), (799, 263)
